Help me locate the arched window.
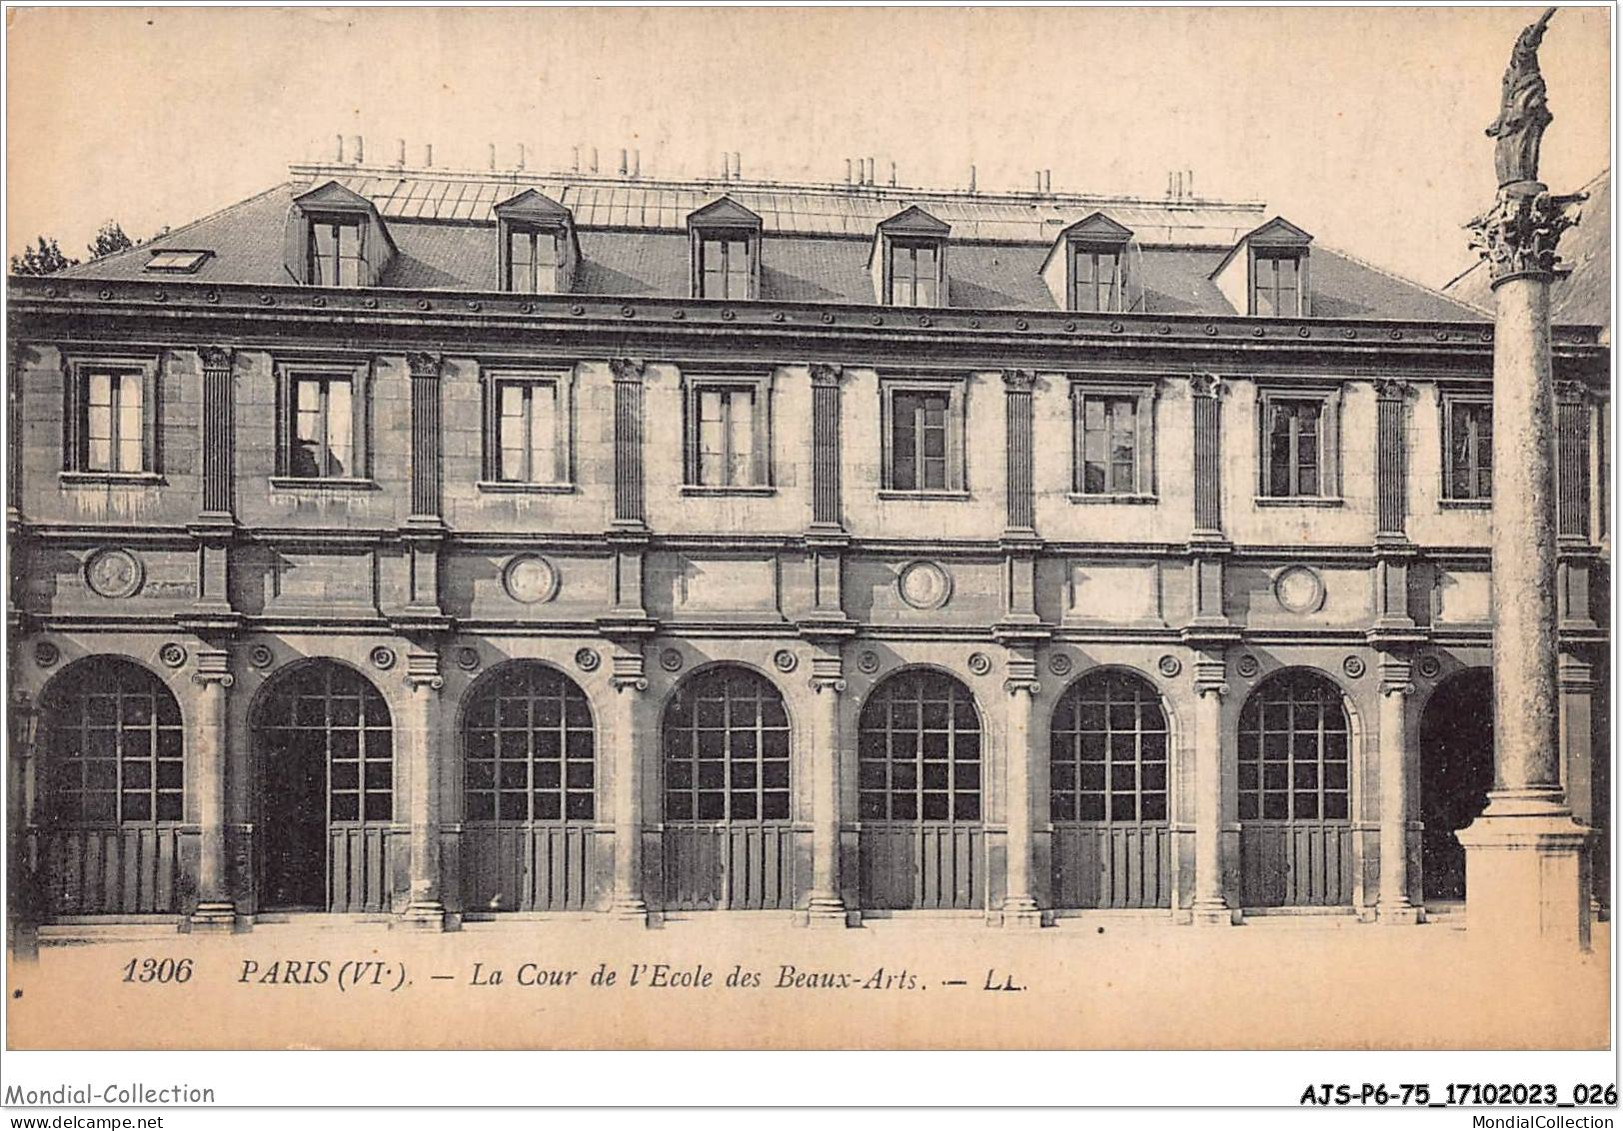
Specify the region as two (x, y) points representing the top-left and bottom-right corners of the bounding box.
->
(663, 667), (790, 822)
(259, 662), (392, 825)
(42, 658), (183, 824)
(858, 669), (981, 823)
(1050, 669), (1168, 823)
(464, 662), (594, 822)
(1238, 670), (1350, 822)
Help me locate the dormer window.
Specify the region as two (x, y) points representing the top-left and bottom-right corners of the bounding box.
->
(1211, 216), (1312, 317)
(687, 197), (763, 300)
(1252, 252), (1301, 317)
(1042, 212), (1133, 314)
(872, 206), (950, 307)
(144, 249), (211, 274)
(494, 189), (578, 295)
(309, 216), (365, 287)
(284, 181), (395, 288)
(1070, 246), (1122, 312)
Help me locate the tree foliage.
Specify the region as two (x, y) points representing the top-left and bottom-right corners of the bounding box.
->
(9, 236), (78, 276)
(87, 220), (135, 260)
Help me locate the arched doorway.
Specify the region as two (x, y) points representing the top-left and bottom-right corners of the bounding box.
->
(1237, 669), (1354, 907)
(660, 666), (794, 910)
(461, 661), (596, 912)
(255, 661), (392, 912)
(33, 657), (185, 915)
(857, 668), (984, 910)
(1050, 668), (1172, 909)
(1418, 668), (1493, 902)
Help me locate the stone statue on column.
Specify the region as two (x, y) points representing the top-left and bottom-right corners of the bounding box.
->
(1486, 7), (1555, 188)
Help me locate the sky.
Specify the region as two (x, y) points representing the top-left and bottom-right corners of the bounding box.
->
(4, 5), (1612, 289)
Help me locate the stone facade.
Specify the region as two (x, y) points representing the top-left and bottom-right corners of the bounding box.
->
(5, 162), (1610, 931)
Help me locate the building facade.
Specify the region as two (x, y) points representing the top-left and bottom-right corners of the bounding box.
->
(5, 155), (1610, 931)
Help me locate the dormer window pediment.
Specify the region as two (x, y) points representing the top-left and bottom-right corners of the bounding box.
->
(495, 189), (579, 295)
(1041, 211), (1133, 313)
(687, 196), (763, 300)
(871, 205), (950, 307)
(285, 180), (396, 287)
(1211, 215), (1313, 317)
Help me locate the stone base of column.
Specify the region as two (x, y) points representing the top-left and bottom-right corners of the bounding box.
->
(397, 901), (448, 932)
(1191, 898), (1238, 926)
(188, 902), (240, 934)
(1457, 792), (1592, 952)
(1000, 897), (1043, 929)
(1377, 898), (1422, 926)
(611, 897), (649, 925)
(805, 896), (850, 928)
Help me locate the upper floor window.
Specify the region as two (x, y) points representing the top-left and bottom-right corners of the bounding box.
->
(698, 236), (753, 300)
(61, 355), (159, 479)
(1258, 388), (1340, 500)
(882, 378), (966, 495)
(684, 373), (772, 491)
(687, 196), (763, 300)
(1071, 247), (1122, 313)
(889, 241), (940, 307)
(480, 367), (575, 491)
(1072, 383), (1155, 498)
(308, 217), (365, 287)
(1253, 253), (1302, 318)
(507, 228), (561, 294)
(1444, 396), (1493, 501)
(274, 360), (370, 484)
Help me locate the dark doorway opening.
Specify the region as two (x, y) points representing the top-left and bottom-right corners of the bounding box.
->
(1418, 668), (1494, 901)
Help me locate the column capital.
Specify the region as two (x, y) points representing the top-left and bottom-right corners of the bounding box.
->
(1374, 377), (1411, 402)
(199, 346), (234, 372)
(1556, 379), (1592, 405)
(1188, 372), (1226, 399)
(406, 351), (442, 379)
(609, 357), (647, 383)
(1002, 368), (1036, 393)
(1468, 184), (1586, 287)
(1377, 655), (1414, 695)
(403, 650), (443, 691)
(610, 646), (647, 693)
(1558, 651), (1596, 690)
(191, 647), (234, 687)
(809, 362), (844, 387)
(809, 652), (844, 693)
(1004, 678), (1041, 697)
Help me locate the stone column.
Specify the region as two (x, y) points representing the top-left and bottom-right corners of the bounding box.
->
(1003, 369), (1036, 537)
(190, 648), (237, 931)
(1460, 119), (1591, 947)
(610, 646), (649, 922)
(1376, 657), (1420, 924)
(610, 358), (647, 530)
(400, 650), (446, 930)
(1191, 653), (1232, 924)
(807, 649), (847, 926)
(1001, 650), (1042, 927)
(7, 690), (40, 954)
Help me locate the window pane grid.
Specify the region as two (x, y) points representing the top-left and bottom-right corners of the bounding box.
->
(1076, 393), (1138, 494)
(1254, 254), (1299, 316)
(464, 664), (595, 823)
(858, 671), (981, 823)
(311, 220), (364, 287)
(83, 370), (143, 473)
(1237, 674), (1350, 822)
(43, 661), (183, 826)
(496, 380), (560, 483)
(1268, 398), (1324, 497)
(263, 664), (392, 826)
(700, 237), (752, 299)
(692, 386), (757, 487)
(663, 669), (790, 823)
(890, 389), (951, 492)
(1050, 670), (1168, 823)
(1448, 401), (1493, 500)
(290, 376), (354, 478)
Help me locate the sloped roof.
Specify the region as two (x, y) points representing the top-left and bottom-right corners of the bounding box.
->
(47, 171), (1486, 321)
(1444, 168), (1610, 331)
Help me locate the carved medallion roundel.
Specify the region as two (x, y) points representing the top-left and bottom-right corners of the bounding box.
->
(1273, 566), (1326, 615)
(898, 561), (952, 611)
(503, 555), (560, 605)
(85, 548), (143, 599)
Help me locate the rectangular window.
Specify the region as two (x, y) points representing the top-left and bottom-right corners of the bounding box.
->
(63, 357), (159, 479)
(309, 218), (365, 287)
(507, 229), (560, 294)
(1071, 248), (1121, 313)
(83, 369), (144, 473)
(1253, 254), (1300, 317)
(1266, 398), (1323, 497)
(889, 242), (939, 307)
(289, 376), (355, 478)
(1071, 383), (1155, 499)
(882, 380), (966, 494)
(496, 380), (563, 483)
(1444, 398), (1493, 501)
(699, 236), (752, 299)
(684, 375), (771, 490)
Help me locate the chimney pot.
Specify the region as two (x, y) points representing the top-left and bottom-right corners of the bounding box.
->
(890, 161), (897, 187)
(634, 149), (641, 177)
(733, 152), (742, 180)
(590, 147), (598, 174)
(423, 143), (434, 167)
(619, 148), (628, 176)
(335, 134), (345, 163)
(572, 145), (580, 173)
(865, 157), (874, 185)
(488, 144), (496, 171)
(517, 142), (526, 170)
(352, 135), (363, 164)
(969, 164), (977, 193)
(396, 139), (406, 167)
